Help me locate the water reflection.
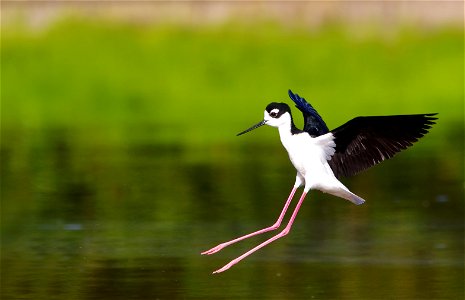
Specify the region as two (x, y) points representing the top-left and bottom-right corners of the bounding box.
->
(2, 129), (463, 299)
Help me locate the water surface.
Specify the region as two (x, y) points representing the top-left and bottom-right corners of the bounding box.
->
(2, 129), (463, 299)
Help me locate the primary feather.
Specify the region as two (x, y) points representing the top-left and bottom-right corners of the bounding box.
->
(328, 114), (438, 178)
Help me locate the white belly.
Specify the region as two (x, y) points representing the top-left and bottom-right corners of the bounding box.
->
(278, 130), (366, 205)
(281, 132), (336, 179)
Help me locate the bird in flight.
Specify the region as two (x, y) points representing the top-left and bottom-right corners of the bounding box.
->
(202, 90), (437, 274)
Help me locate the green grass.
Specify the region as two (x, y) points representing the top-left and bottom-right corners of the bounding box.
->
(2, 20), (463, 145)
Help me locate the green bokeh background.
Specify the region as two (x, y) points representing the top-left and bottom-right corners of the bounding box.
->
(2, 6), (464, 300)
(3, 20), (463, 146)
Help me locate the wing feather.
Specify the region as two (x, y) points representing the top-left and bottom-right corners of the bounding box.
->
(329, 114), (438, 178)
(288, 89), (329, 136)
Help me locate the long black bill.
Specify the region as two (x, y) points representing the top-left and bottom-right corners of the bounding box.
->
(237, 120), (267, 136)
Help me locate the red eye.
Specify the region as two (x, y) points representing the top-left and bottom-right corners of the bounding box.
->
(270, 111), (278, 117)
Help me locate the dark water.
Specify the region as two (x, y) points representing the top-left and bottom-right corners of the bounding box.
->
(2, 129), (464, 299)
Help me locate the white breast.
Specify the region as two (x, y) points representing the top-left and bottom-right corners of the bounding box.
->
(278, 129), (336, 178)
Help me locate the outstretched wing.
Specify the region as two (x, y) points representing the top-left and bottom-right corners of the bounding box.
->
(328, 114), (437, 178)
(288, 89), (329, 136)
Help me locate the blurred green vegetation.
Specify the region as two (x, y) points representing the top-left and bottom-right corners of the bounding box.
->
(2, 20), (463, 146)
(2, 19), (464, 299)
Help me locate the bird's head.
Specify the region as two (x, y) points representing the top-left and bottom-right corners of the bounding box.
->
(237, 102), (292, 136)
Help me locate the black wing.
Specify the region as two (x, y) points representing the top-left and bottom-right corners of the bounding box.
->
(329, 114), (438, 178)
(288, 90), (329, 136)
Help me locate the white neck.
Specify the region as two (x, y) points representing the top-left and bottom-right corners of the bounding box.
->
(277, 123), (295, 151)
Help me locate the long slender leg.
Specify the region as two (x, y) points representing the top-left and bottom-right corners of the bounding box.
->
(201, 186), (298, 255)
(212, 191), (308, 274)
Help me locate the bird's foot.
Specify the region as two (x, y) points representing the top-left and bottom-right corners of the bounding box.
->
(201, 244), (225, 255)
(212, 261), (235, 274)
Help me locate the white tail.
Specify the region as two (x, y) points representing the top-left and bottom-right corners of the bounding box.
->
(321, 183), (366, 205)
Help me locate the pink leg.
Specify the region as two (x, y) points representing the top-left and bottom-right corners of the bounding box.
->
(212, 191), (308, 274)
(201, 186), (298, 255)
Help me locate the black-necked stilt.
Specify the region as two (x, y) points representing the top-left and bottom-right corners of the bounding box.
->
(202, 90), (437, 274)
